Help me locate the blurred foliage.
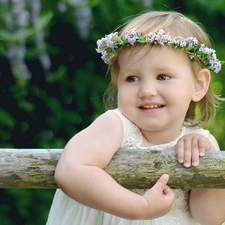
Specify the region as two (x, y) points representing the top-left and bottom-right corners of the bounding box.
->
(0, 0), (225, 224)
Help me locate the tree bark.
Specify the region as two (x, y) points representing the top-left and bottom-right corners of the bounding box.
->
(0, 148), (225, 189)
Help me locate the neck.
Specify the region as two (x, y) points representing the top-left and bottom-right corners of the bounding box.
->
(140, 126), (183, 147)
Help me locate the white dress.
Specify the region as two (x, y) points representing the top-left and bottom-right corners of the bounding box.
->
(46, 108), (209, 225)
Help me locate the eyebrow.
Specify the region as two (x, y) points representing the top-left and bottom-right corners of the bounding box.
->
(155, 66), (177, 71)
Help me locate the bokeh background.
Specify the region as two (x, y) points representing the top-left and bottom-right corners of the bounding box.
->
(0, 0), (225, 224)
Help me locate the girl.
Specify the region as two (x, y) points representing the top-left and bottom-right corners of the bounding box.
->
(47, 11), (225, 225)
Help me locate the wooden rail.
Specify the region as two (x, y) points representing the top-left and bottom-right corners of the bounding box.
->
(0, 148), (225, 189)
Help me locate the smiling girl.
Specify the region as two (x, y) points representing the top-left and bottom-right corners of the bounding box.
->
(46, 11), (225, 225)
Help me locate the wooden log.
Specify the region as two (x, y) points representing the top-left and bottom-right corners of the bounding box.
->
(0, 148), (225, 189)
(0, 149), (61, 189)
(106, 149), (225, 189)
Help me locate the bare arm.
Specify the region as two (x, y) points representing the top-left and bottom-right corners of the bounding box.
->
(189, 134), (225, 225)
(55, 111), (175, 220)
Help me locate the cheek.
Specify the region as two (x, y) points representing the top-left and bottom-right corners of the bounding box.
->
(163, 86), (193, 108)
(117, 89), (128, 105)
(117, 86), (125, 105)
(117, 85), (136, 105)
(166, 80), (196, 98)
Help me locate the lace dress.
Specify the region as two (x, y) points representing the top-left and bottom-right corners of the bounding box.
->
(46, 108), (209, 225)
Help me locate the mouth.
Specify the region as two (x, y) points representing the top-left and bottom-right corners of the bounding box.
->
(140, 104), (164, 109)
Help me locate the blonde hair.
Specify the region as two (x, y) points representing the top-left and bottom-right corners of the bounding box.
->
(103, 11), (223, 127)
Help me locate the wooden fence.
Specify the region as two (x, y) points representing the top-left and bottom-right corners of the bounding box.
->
(0, 148), (225, 189)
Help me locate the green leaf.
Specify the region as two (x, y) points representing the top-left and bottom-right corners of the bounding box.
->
(33, 12), (53, 31)
(88, 0), (101, 7)
(0, 29), (33, 42)
(0, 108), (16, 128)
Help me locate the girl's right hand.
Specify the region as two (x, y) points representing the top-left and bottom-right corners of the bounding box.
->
(142, 174), (175, 219)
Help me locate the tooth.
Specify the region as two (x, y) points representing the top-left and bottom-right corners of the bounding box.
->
(142, 105), (162, 109)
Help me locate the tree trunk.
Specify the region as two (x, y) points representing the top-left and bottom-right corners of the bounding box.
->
(0, 148), (224, 189)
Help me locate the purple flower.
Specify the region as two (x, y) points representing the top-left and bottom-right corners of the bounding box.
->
(186, 37), (198, 48)
(148, 32), (156, 43)
(124, 28), (137, 45)
(172, 37), (187, 47)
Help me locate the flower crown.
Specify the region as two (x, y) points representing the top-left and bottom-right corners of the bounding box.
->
(96, 28), (224, 73)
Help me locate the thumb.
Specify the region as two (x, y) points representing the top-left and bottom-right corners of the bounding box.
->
(153, 174), (170, 191)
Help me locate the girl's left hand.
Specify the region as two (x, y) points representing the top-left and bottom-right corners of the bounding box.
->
(175, 134), (213, 167)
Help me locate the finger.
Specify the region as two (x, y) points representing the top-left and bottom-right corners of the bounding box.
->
(162, 185), (175, 199)
(158, 176), (175, 200)
(191, 141), (200, 167)
(183, 138), (192, 168)
(176, 139), (184, 163)
(191, 135), (207, 166)
(198, 136), (207, 157)
(153, 174), (170, 192)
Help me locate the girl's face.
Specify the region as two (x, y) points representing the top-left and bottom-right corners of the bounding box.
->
(116, 45), (199, 145)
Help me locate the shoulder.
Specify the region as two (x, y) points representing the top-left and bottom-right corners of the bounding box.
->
(105, 109), (133, 128)
(85, 109), (124, 145)
(95, 109), (125, 137)
(106, 109), (142, 148)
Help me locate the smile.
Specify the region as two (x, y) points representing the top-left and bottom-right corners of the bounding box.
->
(140, 105), (163, 109)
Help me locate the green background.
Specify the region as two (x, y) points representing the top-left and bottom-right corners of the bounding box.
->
(0, 0), (225, 224)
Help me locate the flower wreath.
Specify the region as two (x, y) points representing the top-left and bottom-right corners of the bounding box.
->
(96, 28), (224, 73)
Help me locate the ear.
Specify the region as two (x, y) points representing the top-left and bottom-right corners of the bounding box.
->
(191, 69), (211, 102)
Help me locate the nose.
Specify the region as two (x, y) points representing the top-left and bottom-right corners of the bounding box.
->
(138, 81), (157, 98)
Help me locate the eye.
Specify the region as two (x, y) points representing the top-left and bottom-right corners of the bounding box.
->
(157, 74), (170, 81)
(126, 76), (139, 82)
